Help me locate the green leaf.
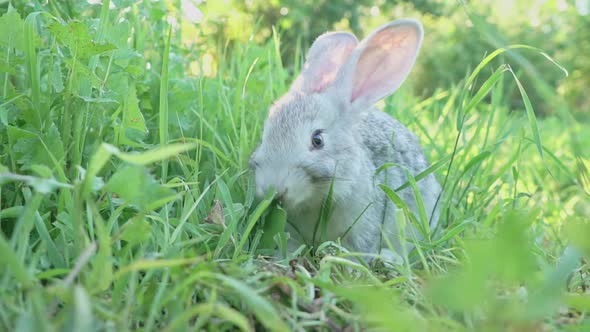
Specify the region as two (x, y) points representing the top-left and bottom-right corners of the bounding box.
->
(82, 143), (118, 196)
(105, 165), (177, 211)
(105, 19), (132, 49)
(491, 208), (538, 281)
(0, 232), (33, 288)
(164, 303), (252, 332)
(509, 69), (545, 163)
(159, 25), (172, 181)
(564, 219), (590, 257)
(64, 57), (102, 92)
(526, 246), (582, 318)
(48, 21), (116, 60)
(72, 286), (94, 332)
(460, 65), (509, 126)
(564, 293), (590, 311)
(258, 204), (287, 252)
(115, 143), (197, 165)
(575, 157), (590, 197)
(30, 164), (54, 178)
(49, 60), (65, 93)
(120, 216), (151, 245)
(0, 172), (72, 194)
(233, 190), (275, 259)
(393, 153), (453, 192)
(10, 123), (65, 170)
(0, 58), (16, 74)
(116, 84), (147, 146)
(33, 212), (65, 268)
(428, 208), (539, 312)
(82, 142), (197, 198)
(308, 278), (425, 330)
(465, 44), (567, 90)
(214, 274), (289, 332)
(0, 8), (27, 51)
(114, 257), (203, 279)
(88, 202), (113, 292)
(24, 12), (43, 129)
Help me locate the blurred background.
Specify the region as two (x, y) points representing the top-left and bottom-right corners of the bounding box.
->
(10, 0), (587, 118)
(173, 0), (589, 118)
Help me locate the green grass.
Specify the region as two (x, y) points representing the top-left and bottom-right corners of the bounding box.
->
(1, 1), (589, 331)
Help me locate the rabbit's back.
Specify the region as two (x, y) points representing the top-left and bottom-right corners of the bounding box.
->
(359, 110), (440, 234)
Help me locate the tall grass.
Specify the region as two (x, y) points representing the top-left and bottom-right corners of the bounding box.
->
(0, 1), (588, 331)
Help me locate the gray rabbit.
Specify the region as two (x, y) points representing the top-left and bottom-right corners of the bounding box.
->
(249, 19), (441, 260)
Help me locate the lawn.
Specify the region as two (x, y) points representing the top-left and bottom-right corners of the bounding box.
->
(0, 1), (589, 331)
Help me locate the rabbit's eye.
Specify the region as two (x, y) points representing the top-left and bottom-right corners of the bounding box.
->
(248, 158), (259, 169)
(311, 130), (324, 149)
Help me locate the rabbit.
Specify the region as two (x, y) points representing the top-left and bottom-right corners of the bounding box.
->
(249, 19), (441, 260)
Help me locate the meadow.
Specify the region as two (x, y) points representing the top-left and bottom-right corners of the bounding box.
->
(0, 0), (589, 331)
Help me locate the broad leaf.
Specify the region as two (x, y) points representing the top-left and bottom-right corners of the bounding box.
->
(105, 164), (177, 211)
(48, 21), (116, 60)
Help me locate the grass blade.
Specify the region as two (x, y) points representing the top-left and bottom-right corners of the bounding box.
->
(508, 68), (545, 163)
(23, 12), (43, 130)
(0, 232), (33, 288)
(213, 274), (289, 332)
(159, 25), (172, 182)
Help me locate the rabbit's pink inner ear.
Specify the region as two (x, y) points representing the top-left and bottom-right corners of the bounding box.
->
(291, 32), (358, 94)
(350, 23), (422, 105)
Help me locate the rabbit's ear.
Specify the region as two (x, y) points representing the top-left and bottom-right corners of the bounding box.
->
(290, 32), (358, 94)
(333, 19), (423, 108)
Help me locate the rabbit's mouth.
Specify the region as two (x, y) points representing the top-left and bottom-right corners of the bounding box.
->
(252, 155), (342, 211)
(272, 177), (318, 211)
(255, 172), (331, 212)
(279, 176), (341, 214)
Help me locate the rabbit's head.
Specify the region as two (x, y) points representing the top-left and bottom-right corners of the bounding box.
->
(250, 19), (424, 212)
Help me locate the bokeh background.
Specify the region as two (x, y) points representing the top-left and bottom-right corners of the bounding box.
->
(173, 0), (589, 118)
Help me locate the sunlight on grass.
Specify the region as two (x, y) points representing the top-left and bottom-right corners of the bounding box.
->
(0, 0), (588, 331)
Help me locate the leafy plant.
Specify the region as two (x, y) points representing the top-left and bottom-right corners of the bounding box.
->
(0, 1), (588, 331)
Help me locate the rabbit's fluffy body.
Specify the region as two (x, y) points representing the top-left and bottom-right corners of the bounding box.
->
(250, 19), (440, 257)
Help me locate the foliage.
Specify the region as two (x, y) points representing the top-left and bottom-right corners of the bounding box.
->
(194, 0), (589, 116)
(0, 0), (589, 331)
